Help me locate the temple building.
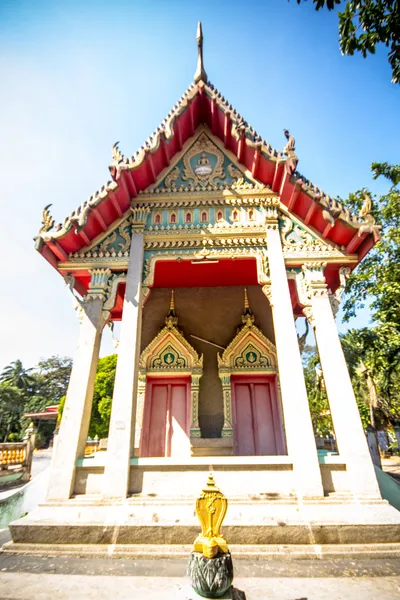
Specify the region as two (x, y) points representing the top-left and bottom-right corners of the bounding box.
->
(9, 24), (400, 552)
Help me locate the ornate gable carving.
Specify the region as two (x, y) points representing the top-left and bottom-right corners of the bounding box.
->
(70, 218), (132, 260)
(279, 214), (346, 258)
(218, 322), (277, 374)
(152, 132), (261, 194)
(140, 324), (203, 373)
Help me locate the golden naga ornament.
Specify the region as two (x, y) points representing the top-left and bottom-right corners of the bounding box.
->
(193, 473), (229, 558)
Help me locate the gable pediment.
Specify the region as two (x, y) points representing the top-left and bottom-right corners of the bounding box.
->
(144, 130), (263, 195)
(139, 324), (203, 374)
(218, 321), (277, 373)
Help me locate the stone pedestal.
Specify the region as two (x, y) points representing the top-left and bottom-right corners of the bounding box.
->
(187, 552), (233, 598)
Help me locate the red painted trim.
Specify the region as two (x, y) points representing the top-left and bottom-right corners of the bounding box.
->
(346, 232), (363, 254)
(251, 148), (261, 178)
(161, 138), (170, 168)
(237, 133), (245, 163)
(127, 171), (138, 198)
(224, 112), (232, 149)
(322, 223), (334, 239)
(304, 202), (317, 225)
(287, 181), (301, 211)
(109, 190), (123, 217)
(76, 227), (91, 246)
(211, 98), (218, 135)
(175, 120), (183, 151)
(147, 153), (156, 184)
(47, 240), (68, 262)
(93, 208), (107, 232)
(188, 100), (195, 136)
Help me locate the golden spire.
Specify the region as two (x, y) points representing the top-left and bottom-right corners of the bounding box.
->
(242, 287), (255, 325)
(165, 289), (178, 328)
(194, 22), (208, 84)
(244, 287), (250, 310)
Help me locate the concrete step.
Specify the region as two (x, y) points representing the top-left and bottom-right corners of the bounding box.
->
(3, 541), (400, 560)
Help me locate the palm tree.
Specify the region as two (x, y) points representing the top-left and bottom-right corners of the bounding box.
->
(0, 360), (36, 393)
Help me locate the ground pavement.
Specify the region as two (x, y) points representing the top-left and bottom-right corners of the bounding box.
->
(0, 451), (399, 599)
(0, 550), (399, 599)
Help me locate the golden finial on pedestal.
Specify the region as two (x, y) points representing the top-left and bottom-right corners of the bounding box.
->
(242, 287), (255, 325)
(193, 473), (229, 559)
(165, 289), (178, 328)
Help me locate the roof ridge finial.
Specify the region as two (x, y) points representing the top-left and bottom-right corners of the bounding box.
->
(170, 289), (175, 312)
(194, 21), (208, 84)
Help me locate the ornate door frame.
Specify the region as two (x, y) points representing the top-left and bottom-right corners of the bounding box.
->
(134, 307), (203, 456)
(217, 315), (279, 440)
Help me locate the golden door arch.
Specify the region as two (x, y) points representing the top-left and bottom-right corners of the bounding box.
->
(218, 315), (286, 456)
(134, 306), (203, 458)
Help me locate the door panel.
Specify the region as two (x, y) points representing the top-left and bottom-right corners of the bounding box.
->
(142, 381), (189, 457)
(234, 384), (255, 456)
(169, 384), (189, 457)
(253, 383), (277, 455)
(147, 384), (168, 457)
(233, 379), (278, 456)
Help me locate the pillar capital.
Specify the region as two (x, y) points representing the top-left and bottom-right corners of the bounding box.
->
(87, 268), (112, 299)
(261, 282), (273, 306)
(262, 197), (280, 229)
(130, 206), (150, 232)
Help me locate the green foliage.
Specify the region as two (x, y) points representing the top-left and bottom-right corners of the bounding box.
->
(303, 352), (335, 436)
(0, 360), (35, 392)
(0, 383), (25, 442)
(0, 356), (72, 446)
(88, 354), (117, 439)
(341, 327), (400, 426)
(342, 164), (400, 330)
(296, 1), (400, 83)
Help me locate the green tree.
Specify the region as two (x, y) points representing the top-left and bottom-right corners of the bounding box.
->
(296, 1), (400, 83)
(0, 383), (25, 442)
(88, 354), (117, 438)
(0, 360), (35, 393)
(303, 351), (335, 436)
(342, 163), (400, 330)
(33, 356), (72, 405)
(341, 327), (400, 427)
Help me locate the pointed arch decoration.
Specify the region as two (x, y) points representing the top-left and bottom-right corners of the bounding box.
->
(134, 296), (203, 455)
(217, 310), (277, 438)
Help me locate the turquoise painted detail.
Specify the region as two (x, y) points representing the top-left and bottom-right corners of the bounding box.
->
(155, 137), (253, 191)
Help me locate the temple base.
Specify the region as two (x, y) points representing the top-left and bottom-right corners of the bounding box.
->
(6, 494), (400, 554)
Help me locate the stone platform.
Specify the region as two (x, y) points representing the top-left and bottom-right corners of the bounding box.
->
(6, 493), (400, 556)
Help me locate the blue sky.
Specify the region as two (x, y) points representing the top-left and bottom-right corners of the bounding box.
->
(0, 0), (398, 370)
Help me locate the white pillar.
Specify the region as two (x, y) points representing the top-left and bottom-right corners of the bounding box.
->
(103, 208), (148, 499)
(47, 270), (111, 501)
(302, 265), (381, 498)
(263, 205), (324, 498)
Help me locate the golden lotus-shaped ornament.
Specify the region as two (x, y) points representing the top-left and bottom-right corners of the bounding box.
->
(193, 473), (229, 558)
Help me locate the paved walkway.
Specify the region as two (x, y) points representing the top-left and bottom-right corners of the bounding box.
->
(0, 449), (52, 501)
(0, 555), (399, 599)
(382, 456), (400, 482)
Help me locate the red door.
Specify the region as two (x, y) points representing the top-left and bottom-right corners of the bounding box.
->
(232, 376), (285, 456)
(140, 378), (190, 457)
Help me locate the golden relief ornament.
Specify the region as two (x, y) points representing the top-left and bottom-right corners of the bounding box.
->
(182, 133), (225, 187)
(280, 215), (345, 257)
